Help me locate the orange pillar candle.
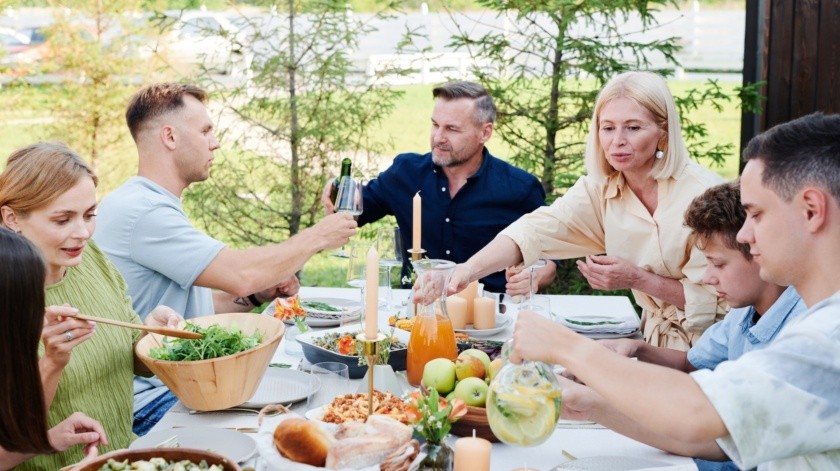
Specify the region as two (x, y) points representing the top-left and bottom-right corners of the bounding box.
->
(473, 296), (496, 330)
(412, 192), (422, 253)
(364, 246), (379, 340)
(447, 295), (468, 330)
(456, 280), (479, 324)
(453, 430), (491, 471)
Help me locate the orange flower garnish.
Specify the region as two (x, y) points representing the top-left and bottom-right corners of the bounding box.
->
(336, 335), (356, 355)
(273, 295), (306, 321)
(447, 398), (468, 422)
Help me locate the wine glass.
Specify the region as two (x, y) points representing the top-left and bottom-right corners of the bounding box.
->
(377, 226), (403, 311)
(331, 175), (363, 258)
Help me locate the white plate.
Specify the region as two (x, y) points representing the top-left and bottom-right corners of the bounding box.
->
(551, 455), (675, 470)
(304, 405), (327, 422)
(239, 367), (320, 409)
(454, 314), (511, 337)
(263, 297), (362, 327)
(130, 427), (257, 463)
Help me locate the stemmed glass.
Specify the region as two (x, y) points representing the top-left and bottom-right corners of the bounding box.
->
(376, 226), (403, 311)
(331, 175), (363, 258)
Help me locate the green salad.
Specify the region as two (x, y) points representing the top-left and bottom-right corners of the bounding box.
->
(149, 323), (262, 361)
(301, 300), (342, 312)
(98, 457), (224, 470)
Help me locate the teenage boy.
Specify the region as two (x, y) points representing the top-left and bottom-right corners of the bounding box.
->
(510, 113), (840, 469)
(598, 181), (805, 373)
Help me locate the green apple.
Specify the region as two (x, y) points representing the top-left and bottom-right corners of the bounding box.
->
(455, 353), (486, 381)
(459, 349), (491, 375)
(422, 358), (457, 394)
(453, 376), (489, 407)
(488, 358), (504, 382)
(446, 390), (457, 402)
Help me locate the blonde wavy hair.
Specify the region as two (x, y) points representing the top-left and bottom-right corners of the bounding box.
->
(583, 71), (689, 181)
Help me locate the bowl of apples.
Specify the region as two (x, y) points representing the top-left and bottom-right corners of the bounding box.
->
(421, 349), (503, 442)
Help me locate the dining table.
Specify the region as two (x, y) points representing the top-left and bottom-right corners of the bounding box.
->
(148, 286), (698, 471)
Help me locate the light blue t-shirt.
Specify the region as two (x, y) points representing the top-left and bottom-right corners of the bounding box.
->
(95, 176), (225, 412)
(690, 290), (840, 470)
(687, 286), (806, 370)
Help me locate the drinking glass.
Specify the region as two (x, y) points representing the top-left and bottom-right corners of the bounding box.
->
(331, 176), (364, 258)
(306, 362), (350, 410)
(526, 259), (547, 311)
(346, 241), (369, 327)
(377, 226), (403, 311)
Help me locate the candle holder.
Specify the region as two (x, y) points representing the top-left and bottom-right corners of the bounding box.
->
(356, 332), (385, 418)
(407, 248), (426, 317)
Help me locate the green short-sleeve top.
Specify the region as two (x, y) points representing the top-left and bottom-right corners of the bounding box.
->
(17, 241), (140, 470)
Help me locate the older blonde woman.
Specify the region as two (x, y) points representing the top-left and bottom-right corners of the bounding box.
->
(0, 142), (184, 470)
(449, 71), (726, 349)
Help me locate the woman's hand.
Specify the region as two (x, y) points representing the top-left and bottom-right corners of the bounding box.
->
(509, 310), (566, 365)
(145, 305), (183, 329)
(48, 412), (108, 453)
(41, 305), (96, 370)
(576, 255), (641, 291)
(505, 262), (557, 297)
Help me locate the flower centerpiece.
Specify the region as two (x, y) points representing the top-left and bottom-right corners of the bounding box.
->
(273, 296), (308, 355)
(404, 386), (467, 470)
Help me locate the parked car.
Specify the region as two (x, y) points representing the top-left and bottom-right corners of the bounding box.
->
(148, 11), (249, 74)
(0, 26), (47, 73)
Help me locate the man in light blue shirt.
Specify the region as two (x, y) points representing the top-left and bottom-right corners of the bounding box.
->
(95, 83), (358, 435)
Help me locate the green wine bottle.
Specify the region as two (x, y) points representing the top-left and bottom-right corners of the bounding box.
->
(329, 157), (352, 204)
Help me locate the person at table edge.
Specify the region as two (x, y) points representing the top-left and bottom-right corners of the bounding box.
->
(448, 71), (727, 349)
(322, 81), (556, 295)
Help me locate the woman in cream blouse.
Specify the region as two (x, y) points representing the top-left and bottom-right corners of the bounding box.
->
(450, 71), (726, 349)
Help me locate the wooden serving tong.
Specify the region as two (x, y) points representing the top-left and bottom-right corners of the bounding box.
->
(74, 314), (202, 340)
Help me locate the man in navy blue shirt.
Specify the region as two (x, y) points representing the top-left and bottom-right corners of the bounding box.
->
(323, 81), (555, 293)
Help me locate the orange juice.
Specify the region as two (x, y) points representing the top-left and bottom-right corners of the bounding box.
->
(406, 314), (458, 386)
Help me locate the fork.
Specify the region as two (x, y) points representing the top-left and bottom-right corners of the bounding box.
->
(189, 406), (285, 416)
(155, 435), (179, 448)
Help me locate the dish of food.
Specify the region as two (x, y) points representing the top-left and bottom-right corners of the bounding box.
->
(76, 448), (239, 471)
(306, 391), (408, 424)
(295, 325), (409, 378)
(454, 314), (511, 337)
(263, 297), (362, 327)
(239, 367), (319, 409)
(130, 427), (257, 464)
(97, 457), (226, 470)
(149, 323), (262, 361)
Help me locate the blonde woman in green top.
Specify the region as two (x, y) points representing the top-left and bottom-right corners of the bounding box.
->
(0, 142), (185, 470)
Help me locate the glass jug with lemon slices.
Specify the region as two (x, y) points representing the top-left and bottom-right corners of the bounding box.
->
(486, 339), (561, 446)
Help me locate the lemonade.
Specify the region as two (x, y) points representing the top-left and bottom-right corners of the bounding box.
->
(486, 360), (561, 446)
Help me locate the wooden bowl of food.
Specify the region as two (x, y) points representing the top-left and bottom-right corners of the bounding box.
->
(450, 405), (499, 442)
(135, 313), (284, 411)
(75, 447), (241, 470)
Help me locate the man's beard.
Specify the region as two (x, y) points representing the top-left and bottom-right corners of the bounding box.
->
(432, 147), (470, 168)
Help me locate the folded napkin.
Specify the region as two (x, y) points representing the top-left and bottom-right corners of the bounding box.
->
(559, 315), (639, 335)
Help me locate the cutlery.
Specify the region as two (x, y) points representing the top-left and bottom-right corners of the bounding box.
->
(189, 406), (285, 416)
(561, 449), (578, 461)
(155, 435), (180, 448)
(172, 426), (258, 433)
(74, 314), (202, 340)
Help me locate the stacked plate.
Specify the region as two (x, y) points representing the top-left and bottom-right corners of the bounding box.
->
(558, 315), (640, 339)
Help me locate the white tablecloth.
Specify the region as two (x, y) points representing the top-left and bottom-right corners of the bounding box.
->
(148, 287), (696, 471)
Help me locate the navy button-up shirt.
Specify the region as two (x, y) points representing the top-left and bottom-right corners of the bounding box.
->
(359, 148), (546, 292)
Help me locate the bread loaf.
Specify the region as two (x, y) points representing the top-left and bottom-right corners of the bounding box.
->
(273, 417), (335, 467)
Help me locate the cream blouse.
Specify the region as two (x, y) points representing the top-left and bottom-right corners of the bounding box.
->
(501, 161), (727, 350)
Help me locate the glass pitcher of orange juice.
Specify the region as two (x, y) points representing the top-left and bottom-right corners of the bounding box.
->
(406, 259), (458, 386)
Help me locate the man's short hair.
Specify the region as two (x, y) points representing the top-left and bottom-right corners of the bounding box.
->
(125, 83), (208, 140)
(432, 81), (496, 125)
(684, 181), (751, 259)
(743, 112), (840, 204)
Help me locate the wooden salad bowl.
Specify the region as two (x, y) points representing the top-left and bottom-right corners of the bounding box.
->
(450, 405), (500, 442)
(134, 313), (284, 411)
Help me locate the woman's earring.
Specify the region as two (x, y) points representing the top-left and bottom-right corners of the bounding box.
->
(655, 149), (664, 160)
